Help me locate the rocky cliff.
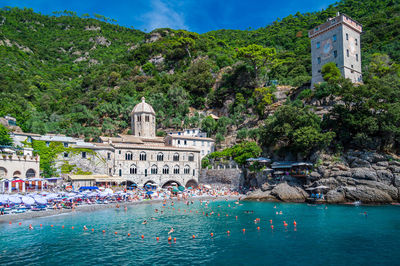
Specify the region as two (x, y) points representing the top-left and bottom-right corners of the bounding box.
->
(245, 150), (400, 204)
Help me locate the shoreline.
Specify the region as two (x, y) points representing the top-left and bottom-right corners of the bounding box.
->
(0, 195), (240, 224)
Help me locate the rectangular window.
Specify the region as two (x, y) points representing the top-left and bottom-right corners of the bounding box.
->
(145, 169), (147, 177)
(334, 50), (337, 58)
(346, 33), (348, 40)
(109, 168), (112, 175)
(356, 54), (359, 62)
(333, 34), (337, 42)
(186, 130), (190, 134)
(119, 169), (122, 177)
(347, 49), (349, 57)
(184, 140), (187, 145)
(317, 57), (321, 64)
(178, 140), (180, 145)
(82, 152), (86, 159)
(316, 42), (320, 49)
(107, 152), (111, 160)
(355, 38), (358, 45)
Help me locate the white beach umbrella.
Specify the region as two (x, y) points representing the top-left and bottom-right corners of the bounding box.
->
(104, 188), (113, 195)
(34, 197), (47, 205)
(45, 193), (58, 200)
(22, 196), (35, 205)
(67, 192), (76, 197)
(9, 196), (22, 204)
(203, 185), (211, 189)
(0, 194), (9, 203)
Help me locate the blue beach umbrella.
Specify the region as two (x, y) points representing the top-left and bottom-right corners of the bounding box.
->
(146, 191), (154, 195)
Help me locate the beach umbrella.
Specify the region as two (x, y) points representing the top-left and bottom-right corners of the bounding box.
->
(104, 188), (113, 195)
(9, 196), (22, 204)
(67, 192), (76, 197)
(178, 186), (185, 191)
(22, 196), (35, 205)
(146, 191), (154, 195)
(0, 194), (9, 204)
(187, 187), (193, 190)
(172, 188), (179, 193)
(45, 193), (58, 199)
(203, 185), (211, 189)
(34, 197), (47, 205)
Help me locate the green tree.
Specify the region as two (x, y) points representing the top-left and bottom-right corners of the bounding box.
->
(321, 62), (341, 82)
(0, 124), (12, 146)
(200, 116), (217, 137)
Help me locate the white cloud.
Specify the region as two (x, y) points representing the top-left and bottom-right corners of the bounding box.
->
(141, 0), (187, 31)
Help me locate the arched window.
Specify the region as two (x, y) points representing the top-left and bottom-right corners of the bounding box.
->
(125, 152), (133, 160)
(184, 165), (190, 174)
(13, 171), (21, 177)
(130, 164), (137, 174)
(139, 152), (147, 161)
(26, 169), (36, 178)
(162, 165), (169, 174)
(151, 165), (158, 174)
(173, 165), (180, 174)
(0, 167), (7, 178)
(173, 153), (179, 161)
(188, 153), (194, 161)
(157, 152), (164, 161)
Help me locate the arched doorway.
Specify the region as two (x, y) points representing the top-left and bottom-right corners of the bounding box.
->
(185, 179), (198, 188)
(13, 171), (21, 178)
(0, 167), (7, 178)
(143, 180), (157, 190)
(26, 169), (36, 178)
(162, 180), (181, 188)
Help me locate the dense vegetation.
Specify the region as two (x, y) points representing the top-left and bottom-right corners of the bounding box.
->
(1, 0), (400, 160)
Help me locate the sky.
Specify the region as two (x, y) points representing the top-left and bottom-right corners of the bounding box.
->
(1, 0), (336, 33)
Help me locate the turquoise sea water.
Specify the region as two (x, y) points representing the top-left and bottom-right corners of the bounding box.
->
(0, 200), (399, 265)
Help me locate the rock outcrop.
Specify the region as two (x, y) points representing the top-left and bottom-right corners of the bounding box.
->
(244, 150), (400, 204)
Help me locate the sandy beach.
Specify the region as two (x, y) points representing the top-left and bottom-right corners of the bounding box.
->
(0, 195), (240, 224)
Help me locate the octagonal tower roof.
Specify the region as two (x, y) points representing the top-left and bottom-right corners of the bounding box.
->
(131, 97), (155, 115)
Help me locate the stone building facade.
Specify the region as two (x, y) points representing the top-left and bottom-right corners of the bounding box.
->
(309, 13), (362, 86)
(56, 98), (201, 188)
(0, 148), (40, 180)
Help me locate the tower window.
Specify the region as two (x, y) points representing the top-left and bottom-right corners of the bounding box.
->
(333, 34), (337, 42)
(355, 38), (358, 45)
(316, 42), (320, 49)
(347, 49), (349, 57)
(356, 54), (359, 61)
(346, 33), (348, 40)
(145, 116), (149, 122)
(333, 50), (337, 58)
(317, 57), (321, 64)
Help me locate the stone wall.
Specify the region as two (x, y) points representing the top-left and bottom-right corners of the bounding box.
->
(199, 168), (244, 188)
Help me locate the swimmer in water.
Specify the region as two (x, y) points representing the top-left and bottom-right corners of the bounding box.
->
(168, 227), (174, 234)
(29, 224), (33, 230)
(142, 220), (148, 225)
(273, 205), (277, 209)
(151, 217), (157, 220)
(116, 204), (120, 208)
(155, 209), (158, 213)
(83, 225), (88, 230)
(124, 206), (127, 211)
(279, 211), (282, 215)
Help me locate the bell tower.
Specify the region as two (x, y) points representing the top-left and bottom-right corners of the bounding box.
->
(131, 97), (156, 138)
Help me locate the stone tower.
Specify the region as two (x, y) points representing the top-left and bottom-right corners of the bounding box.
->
(131, 97), (156, 138)
(309, 13), (362, 86)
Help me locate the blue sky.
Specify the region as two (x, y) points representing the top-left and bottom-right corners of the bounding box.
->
(2, 0), (336, 33)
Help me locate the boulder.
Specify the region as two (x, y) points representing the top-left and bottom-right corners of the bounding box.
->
(314, 178), (340, 189)
(389, 166), (400, 174)
(376, 161), (389, 167)
(389, 161), (400, 167)
(376, 170), (394, 185)
(394, 174), (400, 188)
(353, 180), (398, 200)
(326, 190), (346, 203)
(271, 182), (308, 202)
(350, 158), (371, 168)
(330, 170), (352, 178)
(360, 152), (387, 163)
(310, 171), (321, 180)
(245, 189), (277, 201)
(351, 168), (378, 181)
(344, 186), (393, 203)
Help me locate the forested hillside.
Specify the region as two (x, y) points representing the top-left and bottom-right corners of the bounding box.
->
(0, 0), (399, 155)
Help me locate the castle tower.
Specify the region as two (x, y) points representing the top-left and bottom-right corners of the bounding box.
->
(309, 13), (362, 86)
(131, 97), (156, 138)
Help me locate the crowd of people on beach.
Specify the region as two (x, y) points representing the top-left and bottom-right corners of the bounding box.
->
(0, 185), (240, 216)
